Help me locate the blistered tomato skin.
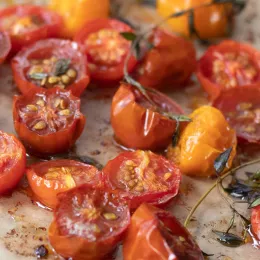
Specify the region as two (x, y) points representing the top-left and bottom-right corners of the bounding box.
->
(0, 131), (26, 194)
(111, 83), (184, 150)
(102, 150), (181, 209)
(197, 40), (260, 101)
(49, 185), (130, 260)
(26, 160), (102, 209)
(0, 31), (11, 63)
(123, 203), (204, 260)
(13, 88), (86, 155)
(251, 206), (260, 241)
(167, 106), (237, 177)
(136, 29), (196, 89)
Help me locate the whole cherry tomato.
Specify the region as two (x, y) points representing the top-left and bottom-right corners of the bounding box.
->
(102, 150), (181, 209)
(13, 88), (85, 155)
(74, 19), (137, 83)
(136, 28), (196, 89)
(157, 0), (233, 40)
(167, 106), (237, 177)
(0, 31), (11, 64)
(12, 39), (90, 97)
(251, 205), (260, 241)
(111, 83), (184, 150)
(123, 203), (204, 260)
(48, 185), (130, 259)
(213, 87), (260, 144)
(197, 40), (260, 100)
(0, 131), (26, 194)
(26, 159), (102, 209)
(0, 5), (63, 55)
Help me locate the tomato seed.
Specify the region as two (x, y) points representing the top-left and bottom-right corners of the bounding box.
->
(164, 172), (172, 181)
(53, 98), (61, 108)
(92, 224), (101, 233)
(103, 212), (117, 220)
(60, 99), (67, 109)
(26, 104), (38, 112)
(179, 236), (185, 242)
(67, 69), (77, 78)
(128, 180), (136, 187)
(33, 121), (46, 130)
(59, 109), (70, 116)
(124, 175), (131, 181)
(48, 76), (60, 84)
(61, 75), (70, 84)
(237, 102), (253, 111)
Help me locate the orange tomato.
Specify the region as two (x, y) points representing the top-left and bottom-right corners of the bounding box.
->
(167, 106), (237, 177)
(157, 0), (233, 39)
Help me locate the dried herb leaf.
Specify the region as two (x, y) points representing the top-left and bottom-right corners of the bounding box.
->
(202, 251), (214, 257)
(249, 197), (260, 209)
(54, 59), (70, 76)
(212, 230), (244, 247)
(214, 148), (232, 175)
(172, 120), (180, 147)
(133, 42), (142, 60)
(29, 73), (48, 80)
(120, 32), (137, 41)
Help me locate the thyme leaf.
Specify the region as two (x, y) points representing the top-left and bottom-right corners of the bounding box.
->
(120, 32), (137, 41)
(172, 120), (180, 147)
(214, 148), (232, 175)
(249, 197), (260, 209)
(54, 58), (70, 76)
(212, 230), (244, 247)
(29, 72), (48, 80)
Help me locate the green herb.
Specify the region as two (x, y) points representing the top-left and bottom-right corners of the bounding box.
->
(172, 120), (180, 147)
(29, 72), (48, 80)
(212, 230), (244, 247)
(54, 59), (71, 76)
(120, 32), (137, 41)
(249, 197), (260, 209)
(214, 148), (232, 175)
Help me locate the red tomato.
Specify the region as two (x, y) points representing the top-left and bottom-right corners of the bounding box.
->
(197, 40), (260, 100)
(251, 205), (260, 241)
(74, 19), (137, 83)
(0, 5), (63, 55)
(136, 28), (196, 89)
(48, 185), (130, 259)
(123, 203), (204, 260)
(0, 131), (26, 194)
(13, 88), (86, 155)
(102, 150), (181, 210)
(111, 83), (184, 150)
(0, 31), (11, 64)
(12, 39), (90, 97)
(213, 86), (260, 144)
(26, 159), (102, 209)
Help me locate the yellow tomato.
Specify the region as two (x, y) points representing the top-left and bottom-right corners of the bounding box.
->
(157, 0), (233, 39)
(49, 0), (110, 38)
(167, 106), (237, 177)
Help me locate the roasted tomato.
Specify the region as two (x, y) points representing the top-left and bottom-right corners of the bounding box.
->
(0, 31), (11, 64)
(213, 87), (260, 144)
(0, 131), (26, 194)
(197, 40), (260, 100)
(251, 205), (260, 241)
(111, 83), (184, 150)
(0, 5), (63, 55)
(26, 160), (102, 209)
(12, 39), (90, 97)
(157, 0), (233, 40)
(167, 106), (237, 177)
(48, 185), (130, 259)
(13, 88), (85, 155)
(74, 19), (137, 83)
(123, 203), (204, 260)
(102, 150), (181, 209)
(136, 28), (196, 89)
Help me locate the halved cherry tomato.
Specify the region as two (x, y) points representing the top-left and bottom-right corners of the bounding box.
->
(123, 203), (204, 260)
(12, 39), (90, 97)
(0, 31), (11, 64)
(111, 83), (184, 150)
(102, 150), (181, 209)
(213, 87), (260, 144)
(0, 131), (26, 194)
(197, 40), (260, 100)
(135, 28), (196, 89)
(74, 19), (137, 83)
(251, 205), (260, 241)
(0, 5), (63, 55)
(26, 160), (102, 209)
(49, 185), (130, 259)
(13, 88), (86, 155)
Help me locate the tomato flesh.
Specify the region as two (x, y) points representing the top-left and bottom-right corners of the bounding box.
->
(26, 160), (102, 209)
(251, 206), (260, 241)
(102, 150), (181, 209)
(0, 31), (11, 63)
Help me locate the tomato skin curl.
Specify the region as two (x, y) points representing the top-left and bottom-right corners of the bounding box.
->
(167, 106), (237, 177)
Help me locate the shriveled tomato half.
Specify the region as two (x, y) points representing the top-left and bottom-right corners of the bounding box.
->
(49, 185), (130, 259)
(0, 5), (63, 55)
(12, 39), (90, 97)
(251, 205), (260, 241)
(0, 131), (26, 194)
(74, 18), (137, 83)
(13, 88), (85, 155)
(0, 31), (11, 64)
(213, 86), (260, 144)
(111, 83), (184, 150)
(123, 203), (204, 260)
(197, 40), (260, 100)
(102, 150), (181, 210)
(26, 160), (102, 209)
(136, 28), (196, 89)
